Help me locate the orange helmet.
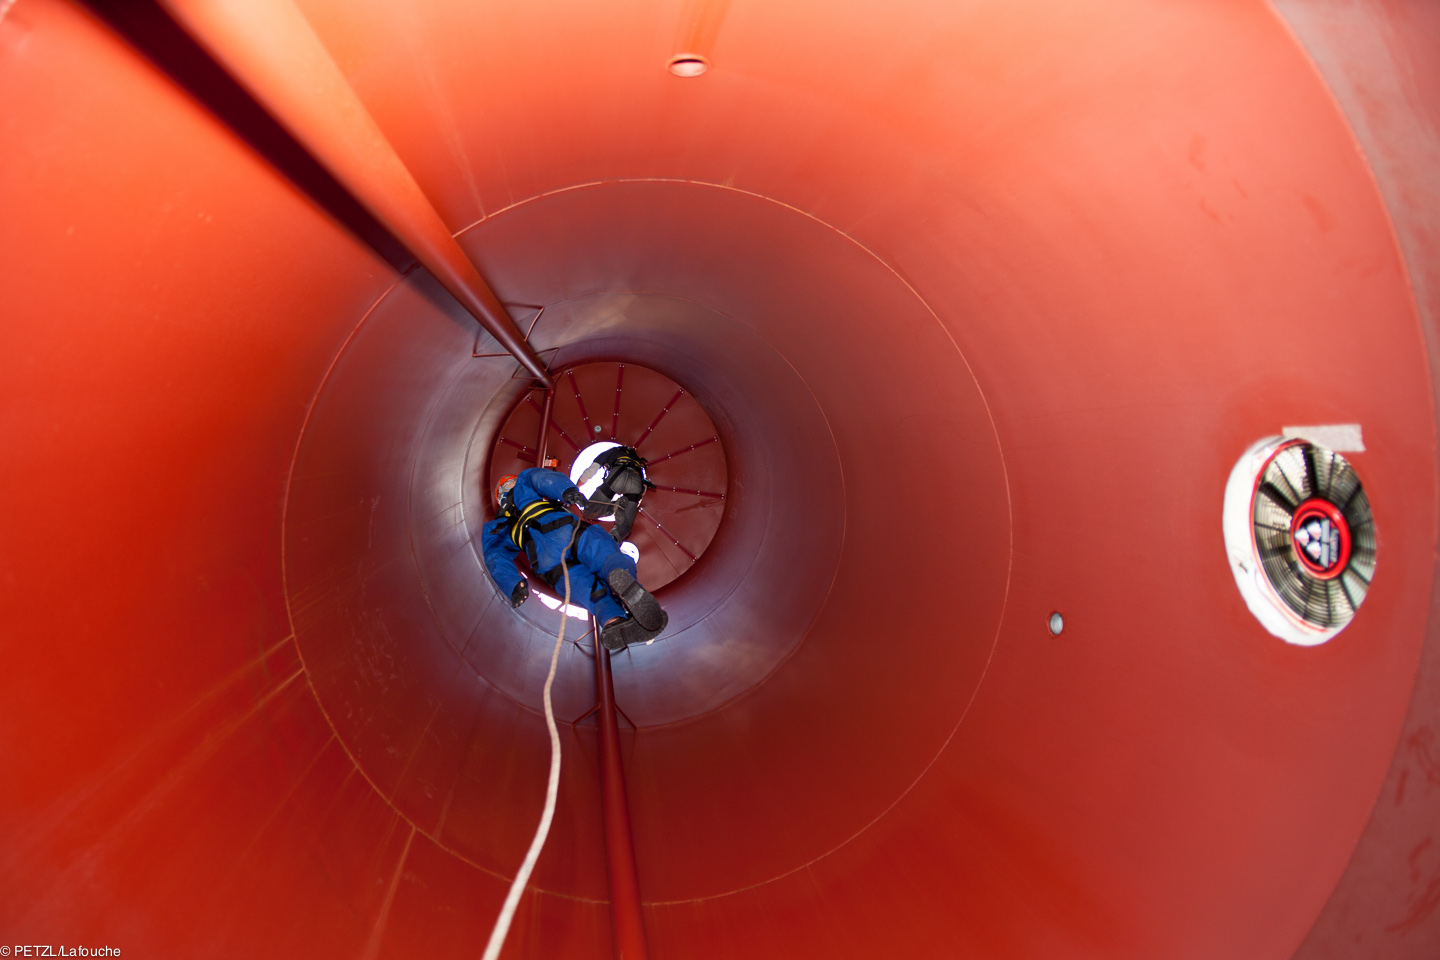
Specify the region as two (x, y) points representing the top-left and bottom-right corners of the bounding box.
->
(494, 474), (518, 508)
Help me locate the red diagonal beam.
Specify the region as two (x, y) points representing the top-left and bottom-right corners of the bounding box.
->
(652, 485), (726, 499)
(568, 370), (597, 442)
(632, 389), (684, 452)
(611, 364), (624, 441)
(646, 435), (720, 465)
(158, 0), (552, 387)
(497, 437), (538, 463)
(638, 507), (698, 562)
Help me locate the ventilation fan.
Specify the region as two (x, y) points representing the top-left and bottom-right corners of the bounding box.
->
(1223, 437), (1376, 644)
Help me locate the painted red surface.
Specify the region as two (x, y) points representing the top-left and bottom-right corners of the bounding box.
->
(1273, 1), (1440, 956)
(2, 1), (1439, 958)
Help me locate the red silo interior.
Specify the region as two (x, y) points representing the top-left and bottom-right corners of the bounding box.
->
(4, 1), (1440, 957)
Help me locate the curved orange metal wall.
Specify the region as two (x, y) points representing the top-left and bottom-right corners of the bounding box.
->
(3, 1), (1440, 957)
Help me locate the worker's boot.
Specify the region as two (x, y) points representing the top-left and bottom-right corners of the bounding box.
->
(610, 496), (639, 542)
(607, 568), (665, 632)
(600, 616), (650, 651)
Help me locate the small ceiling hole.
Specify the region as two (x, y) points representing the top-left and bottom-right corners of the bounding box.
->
(1048, 612), (1064, 636)
(668, 54), (709, 78)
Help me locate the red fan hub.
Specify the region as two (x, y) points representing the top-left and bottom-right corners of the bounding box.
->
(1290, 498), (1352, 580)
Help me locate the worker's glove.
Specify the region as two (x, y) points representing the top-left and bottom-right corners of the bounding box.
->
(560, 487), (586, 507)
(510, 580), (529, 608)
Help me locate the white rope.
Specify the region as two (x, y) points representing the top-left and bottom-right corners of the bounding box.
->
(481, 524), (578, 960)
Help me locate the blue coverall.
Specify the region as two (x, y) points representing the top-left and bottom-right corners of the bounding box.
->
(481, 468), (638, 625)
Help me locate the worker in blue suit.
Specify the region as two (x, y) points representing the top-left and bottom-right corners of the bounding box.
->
(482, 467), (667, 650)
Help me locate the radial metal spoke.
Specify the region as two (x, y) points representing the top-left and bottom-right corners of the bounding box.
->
(611, 365), (624, 441)
(568, 369), (597, 440)
(632, 389), (684, 451)
(638, 507), (698, 562)
(497, 437), (538, 462)
(651, 485), (726, 499)
(647, 435), (720, 465)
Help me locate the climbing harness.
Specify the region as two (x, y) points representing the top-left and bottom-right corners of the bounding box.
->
(502, 497), (591, 586)
(506, 498), (572, 550)
(595, 449), (654, 500)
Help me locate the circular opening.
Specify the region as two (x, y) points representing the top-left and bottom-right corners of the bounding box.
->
(1250, 440), (1374, 631)
(569, 440), (623, 499)
(1048, 611), (1064, 635)
(667, 54), (710, 77)
(1223, 437), (1376, 644)
(487, 361), (727, 591)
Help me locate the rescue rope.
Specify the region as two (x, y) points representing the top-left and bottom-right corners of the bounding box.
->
(481, 518), (581, 960)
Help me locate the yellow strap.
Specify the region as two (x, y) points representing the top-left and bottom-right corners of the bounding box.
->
(509, 499), (563, 548)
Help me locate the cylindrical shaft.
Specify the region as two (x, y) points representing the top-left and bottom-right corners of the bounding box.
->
(596, 640), (649, 960)
(156, 0), (552, 387)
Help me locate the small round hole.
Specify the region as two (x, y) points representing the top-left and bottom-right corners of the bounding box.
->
(1048, 612), (1064, 636)
(668, 54), (709, 78)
